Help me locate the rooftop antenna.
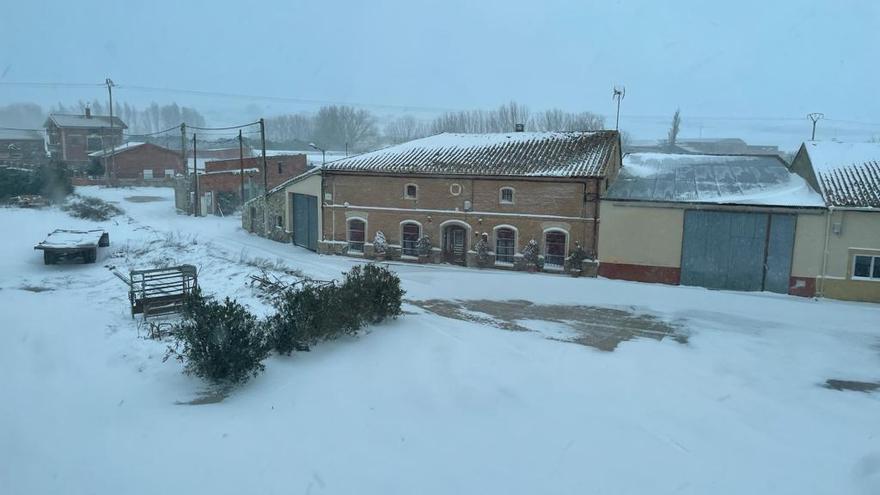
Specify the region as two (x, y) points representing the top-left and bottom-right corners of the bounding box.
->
(807, 112), (824, 141)
(612, 85), (626, 130)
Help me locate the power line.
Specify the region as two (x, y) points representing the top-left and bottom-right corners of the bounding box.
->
(187, 121), (261, 131)
(0, 81), (104, 89)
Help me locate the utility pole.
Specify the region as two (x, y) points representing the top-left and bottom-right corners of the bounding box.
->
(105, 78), (115, 185)
(239, 129), (245, 204)
(612, 85), (625, 131)
(259, 118), (269, 232)
(808, 113), (824, 141)
(192, 133), (199, 216)
(180, 123), (187, 174)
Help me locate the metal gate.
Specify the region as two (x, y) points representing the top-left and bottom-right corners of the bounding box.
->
(681, 210), (795, 293)
(291, 193), (318, 251)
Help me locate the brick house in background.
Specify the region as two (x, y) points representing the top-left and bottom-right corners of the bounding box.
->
(192, 154), (310, 215)
(44, 109), (126, 166)
(89, 142), (184, 183)
(0, 129), (47, 167)
(244, 131), (622, 271)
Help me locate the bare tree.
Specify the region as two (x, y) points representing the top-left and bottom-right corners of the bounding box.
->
(532, 109), (605, 132)
(667, 108), (682, 147)
(383, 115), (431, 144)
(313, 105), (379, 151)
(493, 101), (531, 132)
(265, 113), (314, 143)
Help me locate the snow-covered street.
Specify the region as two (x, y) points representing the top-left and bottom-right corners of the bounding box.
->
(2, 186), (879, 494)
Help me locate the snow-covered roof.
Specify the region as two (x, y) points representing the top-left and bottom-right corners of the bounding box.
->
(46, 113), (127, 130)
(322, 131), (619, 178)
(0, 129), (44, 141)
(800, 141), (880, 208)
(606, 153), (825, 208)
(88, 141), (146, 158)
(202, 167), (260, 176)
(266, 166), (322, 195)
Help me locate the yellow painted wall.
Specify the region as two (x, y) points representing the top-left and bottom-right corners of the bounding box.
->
(283, 173), (323, 239)
(598, 201), (684, 267)
(791, 213), (826, 277)
(819, 210), (880, 302)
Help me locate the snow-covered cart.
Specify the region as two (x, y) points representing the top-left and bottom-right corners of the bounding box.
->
(34, 229), (110, 264)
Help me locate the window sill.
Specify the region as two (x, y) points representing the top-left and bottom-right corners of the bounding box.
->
(543, 265), (565, 272)
(494, 261), (514, 267)
(850, 276), (880, 282)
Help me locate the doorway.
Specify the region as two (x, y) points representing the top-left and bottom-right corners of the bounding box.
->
(443, 225), (467, 265)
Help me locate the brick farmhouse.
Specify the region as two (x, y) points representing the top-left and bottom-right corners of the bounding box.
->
(0, 129), (46, 167)
(244, 131), (621, 272)
(45, 109), (126, 166)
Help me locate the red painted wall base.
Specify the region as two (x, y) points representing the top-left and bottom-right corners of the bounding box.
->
(598, 262), (681, 285)
(788, 277), (816, 297)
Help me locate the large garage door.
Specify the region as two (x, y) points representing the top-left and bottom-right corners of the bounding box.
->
(681, 211), (795, 293)
(291, 193), (318, 251)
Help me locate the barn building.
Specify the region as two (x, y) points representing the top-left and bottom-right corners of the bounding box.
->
(597, 153), (827, 295)
(0, 129), (46, 167)
(789, 141), (880, 302)
(88, 142), (184, 183)
(244, 130), (622, 272)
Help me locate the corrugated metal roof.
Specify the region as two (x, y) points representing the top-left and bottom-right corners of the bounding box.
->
(322, 131), (619, 177)
(0, 129), (44, 141)
(88, 142), (146, 158)
(47, 113), (128, 129)
(606, 152), (825, 207)
(802, 141), (880, 208)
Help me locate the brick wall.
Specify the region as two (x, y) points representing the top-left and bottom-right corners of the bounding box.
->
(320, 172), (601, 270)
(55, 126), (123, 163)
(204, 154), (309, 191)
(109, 143), (184, 180)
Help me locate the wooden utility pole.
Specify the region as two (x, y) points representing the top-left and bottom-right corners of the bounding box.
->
(239, 129), (245, 204)
(105, 78), (116, 184)
(808, 113), (824, 141)
(192, 133), (199, 216)
(180, 123), (187, 173)
(260, 118), (268, 232)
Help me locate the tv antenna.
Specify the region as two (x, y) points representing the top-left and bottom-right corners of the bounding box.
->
(807, 112), (824, 141)
(612, 85), (626, 130)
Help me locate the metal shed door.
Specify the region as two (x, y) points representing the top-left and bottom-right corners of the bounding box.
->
(292, 193), (318, 251)
(681, 211), (767, 292)
(681, 211), (796, 294)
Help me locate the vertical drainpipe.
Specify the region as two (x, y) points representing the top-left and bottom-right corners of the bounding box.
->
(592, 177), (601, 258)
(818, 206), (835, 297)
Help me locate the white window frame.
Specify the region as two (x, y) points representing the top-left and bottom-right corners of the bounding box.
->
(449, 183), (462, 196)
(164, 169), (175, 178)
(852, 254), (880, 281)
(493, 225), (518, 265)
(500, 187), (515, 204)
(404, 183), (418, 200)
(400, 220), (422, 258)
(542, 228), (569, 269)
(142, 169), (154, 180)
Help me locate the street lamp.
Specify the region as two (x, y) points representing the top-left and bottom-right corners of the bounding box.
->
(309, 142), (326, 165)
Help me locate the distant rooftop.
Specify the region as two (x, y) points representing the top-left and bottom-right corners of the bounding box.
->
(799, 141), (880, 208)
(88, 141), (146, 158)
(0, 128), (44, 141)
(46, 113), (127, 130)
(322, 131), (620, 178)
(606, 152), (824, 208)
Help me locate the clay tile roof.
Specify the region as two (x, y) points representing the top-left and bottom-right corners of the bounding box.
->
(802, 141), (880, 208)
(322, 130), (619, 178)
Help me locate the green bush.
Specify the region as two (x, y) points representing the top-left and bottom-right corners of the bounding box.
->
(63, 196), (123, 221)
(270, 264), (404, 354)
(166, 290), (270, 385)
(0, 162), (73, 202)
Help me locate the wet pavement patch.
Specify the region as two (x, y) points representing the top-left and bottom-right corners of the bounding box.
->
(823, 379), (880, 393)
(18, 285), (54, 293)
(124, 196), (165, 203)
(175, 388), (230, 405)
(411, 299), (687, 352)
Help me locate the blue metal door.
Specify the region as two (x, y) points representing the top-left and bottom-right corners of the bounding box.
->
(681, 210), (767, 292)
(292, 193), (318, 251)
(763, 214), (796, 294)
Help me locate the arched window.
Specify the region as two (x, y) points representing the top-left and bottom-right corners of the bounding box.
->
(500, 187), (515, 204)
(347, 218), (366, 252)
(401, 222), (421, 257)
(404, 183), (418, 199)
(544, 230), (567, 268)
(495, 228), (516, 264)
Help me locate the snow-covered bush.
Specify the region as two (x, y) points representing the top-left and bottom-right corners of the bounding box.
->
(416, 234), (432, 257)
(373, 231), (387, 254)
(63, 196), (123, 221)
(522, 238), (542, 269)
(269, 264), (404, 354)
(166, 290), (270, 385)
(567, 241), (589, 268)
(475, 234), (491, 267)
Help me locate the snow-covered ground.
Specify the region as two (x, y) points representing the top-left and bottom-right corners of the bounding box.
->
(1, 186), (879, 495)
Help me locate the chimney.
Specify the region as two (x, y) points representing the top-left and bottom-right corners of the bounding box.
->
(85, 107), (91, 118)
(514, 123), (524, 132)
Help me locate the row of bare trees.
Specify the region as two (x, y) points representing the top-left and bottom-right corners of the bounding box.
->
(47, 100), (207, 135)
(265, 101), (608, 150)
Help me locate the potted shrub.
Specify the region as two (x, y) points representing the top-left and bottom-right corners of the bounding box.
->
(373, 231), (388, 261)
(416, 234), (432, 263)
(522, 239), (541, 273)
(567, 241), (588, 278)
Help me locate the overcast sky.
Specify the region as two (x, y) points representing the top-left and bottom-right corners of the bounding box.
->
(1, 0), (878, 146)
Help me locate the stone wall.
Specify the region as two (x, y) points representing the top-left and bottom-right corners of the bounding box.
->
(241, 189), (290, 243)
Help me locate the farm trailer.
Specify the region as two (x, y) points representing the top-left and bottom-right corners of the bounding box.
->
(34, 229), (110, 264)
